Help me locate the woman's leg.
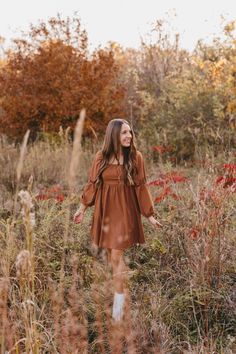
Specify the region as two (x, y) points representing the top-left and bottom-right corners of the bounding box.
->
(110, 249), (127, 293)
(110, 249), (128, 321)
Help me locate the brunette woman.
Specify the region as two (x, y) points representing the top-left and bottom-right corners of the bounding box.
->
(74, 119), (162, 321)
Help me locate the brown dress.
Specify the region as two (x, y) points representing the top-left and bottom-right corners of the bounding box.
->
(81, 150), (154, 250)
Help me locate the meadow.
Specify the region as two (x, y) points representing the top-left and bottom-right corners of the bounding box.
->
(0, 13), (235, 354)
(0, 122), (235, 354)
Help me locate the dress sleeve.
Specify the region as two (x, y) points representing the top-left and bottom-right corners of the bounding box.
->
(80, 151), (102, 207)
(134, 151), (155, 218)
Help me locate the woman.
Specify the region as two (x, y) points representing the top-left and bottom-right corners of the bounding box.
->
(73, 118), (162, 322)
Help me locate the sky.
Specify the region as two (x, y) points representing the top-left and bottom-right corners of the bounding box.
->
(0, 0), (235, 52)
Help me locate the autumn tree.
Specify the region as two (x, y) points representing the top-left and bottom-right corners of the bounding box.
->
(0, 14), (125, 140)
(156, 20), (236, 159)
(117, 18), (236, 160)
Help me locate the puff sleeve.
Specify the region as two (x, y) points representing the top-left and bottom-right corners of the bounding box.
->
(134, 151), (155, 218)
(80, 151), (102, 207)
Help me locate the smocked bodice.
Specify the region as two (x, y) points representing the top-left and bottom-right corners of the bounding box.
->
(81, 150), (154, 218)
(102, 165), (126, 185)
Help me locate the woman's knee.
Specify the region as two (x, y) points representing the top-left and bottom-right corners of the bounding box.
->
(110, 249), (123, 268)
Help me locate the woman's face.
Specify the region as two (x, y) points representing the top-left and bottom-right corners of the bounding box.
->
(120, 123), (132, 147)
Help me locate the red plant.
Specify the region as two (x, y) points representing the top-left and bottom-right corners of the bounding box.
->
(199, 187), (221, 206)
(148, 172), (188, 187)
(189, 227), (200, 240)
(167, 172), (188, 183)
(152, 145), (166, 154)
(149, 171), (187, 203)
(154, 186), (181, 203)
(35, 184), (65, 202)
(154, 186), (172, 203)
(148, 178), (166, 187)
(56, 194), (65, 202)
(215, 176), (236, 191)
(152, 145), (172, 154)
(223, 163), (236, 171)
(215, 163), (236, 192)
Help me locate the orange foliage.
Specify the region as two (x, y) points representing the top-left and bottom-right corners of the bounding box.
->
(0, 15), (126, 139)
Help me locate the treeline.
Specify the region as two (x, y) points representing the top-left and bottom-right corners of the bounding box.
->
(0, 14), (235, 159)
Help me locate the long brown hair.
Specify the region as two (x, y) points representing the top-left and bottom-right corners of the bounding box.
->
(96, 119), (137, 186)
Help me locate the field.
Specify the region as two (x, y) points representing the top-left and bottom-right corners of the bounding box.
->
(0, 126), (235, 354)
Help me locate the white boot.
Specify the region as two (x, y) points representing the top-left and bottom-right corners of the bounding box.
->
(112, 292), (125, 321)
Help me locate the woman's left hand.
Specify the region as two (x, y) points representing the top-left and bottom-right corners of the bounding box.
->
(148, 215), (163, 229)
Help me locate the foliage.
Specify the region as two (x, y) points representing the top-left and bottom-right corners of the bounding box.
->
(0, 14), (125, 140)
(0, 16), (236, 161)
(119, 19), (236, 161)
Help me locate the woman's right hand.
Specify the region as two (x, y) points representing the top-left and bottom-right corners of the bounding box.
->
(73, 205), (86, 224)
(148, 215), (163, 229)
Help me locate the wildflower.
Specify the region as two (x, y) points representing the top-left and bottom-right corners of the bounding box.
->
(29, 212), (36, 227)
(18, 190), (34, 210)
(15, 250), (31, 278)
(18, 190), (36, 228)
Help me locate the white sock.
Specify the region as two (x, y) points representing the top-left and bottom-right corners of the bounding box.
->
(112, 292), (125, 321)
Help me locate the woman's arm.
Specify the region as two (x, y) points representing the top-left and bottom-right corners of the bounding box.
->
(73, 151), (102, 224)
(147, 215), (162, 229)
(134, 151), (162, 228)
(73, 203), (87, 224)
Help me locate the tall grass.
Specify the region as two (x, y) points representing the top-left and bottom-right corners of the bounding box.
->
(0, 126), (235, 353)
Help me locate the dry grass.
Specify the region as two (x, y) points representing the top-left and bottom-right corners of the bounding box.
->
(0, 126), (235, 353)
